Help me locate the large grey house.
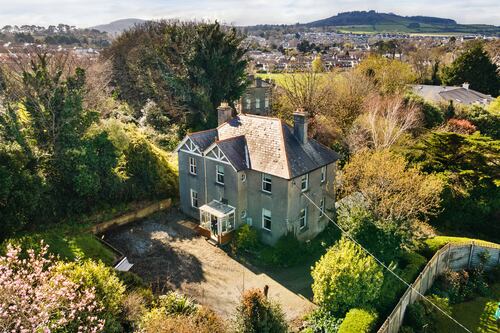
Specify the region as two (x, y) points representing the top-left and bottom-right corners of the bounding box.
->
(175, 104), (339, 245)
(411, 83), (494, 106)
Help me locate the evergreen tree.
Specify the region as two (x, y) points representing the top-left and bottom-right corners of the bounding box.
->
(441, 42), (500, 96)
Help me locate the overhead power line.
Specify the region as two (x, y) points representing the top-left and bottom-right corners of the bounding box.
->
(293, 182), (472, 333)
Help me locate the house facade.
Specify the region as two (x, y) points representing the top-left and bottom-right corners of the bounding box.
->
(238, 76), (272, 116)
(175, 104), (339, 245)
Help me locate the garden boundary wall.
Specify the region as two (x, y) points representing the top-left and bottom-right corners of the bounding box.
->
(90, 198), (172, 234)
(377, 242), (500, 333)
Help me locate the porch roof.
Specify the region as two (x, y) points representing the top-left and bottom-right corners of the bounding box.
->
(199, 200), (235, 218)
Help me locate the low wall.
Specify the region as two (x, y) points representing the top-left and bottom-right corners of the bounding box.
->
(377, 242), (500, 333)
(91, 198), (172, 234)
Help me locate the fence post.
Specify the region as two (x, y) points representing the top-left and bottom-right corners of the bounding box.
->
(467, 241), (475, 268)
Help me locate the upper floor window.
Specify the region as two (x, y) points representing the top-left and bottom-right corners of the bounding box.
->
(301, 174), (309, 192)
(255, 97), (261, 109)
(321, 166), (326, 183)
(245, 97), (251, 109)
(190, 189), (198, 208)
(262, 173), (272, 193)
(216, 165), (225, 185)
(319, 198), (325, 217)
(189, 157), (197, 175)
(265, 97), (269, 108)
(299, 207), (307, 229)
(262, 208), (272, 231)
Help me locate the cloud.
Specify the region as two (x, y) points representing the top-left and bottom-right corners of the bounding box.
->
(0, 0), (498, 27)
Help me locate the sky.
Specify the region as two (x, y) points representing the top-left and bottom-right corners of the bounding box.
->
(0, 0), (499, 28)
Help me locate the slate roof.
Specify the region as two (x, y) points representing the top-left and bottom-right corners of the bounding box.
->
(411, 84), (494, 105)
(187, 114), (340, 179)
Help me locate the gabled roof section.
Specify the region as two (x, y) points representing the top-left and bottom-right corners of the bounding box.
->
(216, 136), (249, 171)
(188, 129), (218, 151)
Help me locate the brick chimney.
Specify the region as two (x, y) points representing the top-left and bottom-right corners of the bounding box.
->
(217, 102), (233, 126)
(293, 108), (308, 144)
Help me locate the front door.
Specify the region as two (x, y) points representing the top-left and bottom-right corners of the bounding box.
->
(210, 215), (218, 241)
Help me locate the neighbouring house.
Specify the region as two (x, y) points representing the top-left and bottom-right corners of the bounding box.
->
(237, 75), (273, 116)
(175, 104), (339, 245)
(411, 83), (494, 106)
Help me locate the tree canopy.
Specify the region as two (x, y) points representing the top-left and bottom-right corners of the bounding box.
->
(441, 42), (500, 97)
(105, 20), (248, 130)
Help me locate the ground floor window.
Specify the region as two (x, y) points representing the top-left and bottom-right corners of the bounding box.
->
(319, 198), (325, 217)
(262, 208), (272, 231)
(299, 207), (307, 229)
(190, 189), (198, 208)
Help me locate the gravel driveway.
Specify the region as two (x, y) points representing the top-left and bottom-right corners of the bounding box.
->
(104, 208), (315, 321)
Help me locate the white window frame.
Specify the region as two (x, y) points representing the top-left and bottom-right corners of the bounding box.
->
(189, 157), (197, 175)
(299, 207), (307, 229)
(301, 174), (309, 192)
(319, 198), (325, 217)
(262, 173), (272, 193)
(262, 208), (272, 231)
(265, 97), (269, 108)
(190, 189), (198, 208)
(216, 165), (225, 185)
(255, 97), (261, 109)
(321, 166), (326, 183)
(245, 97), (251, 109)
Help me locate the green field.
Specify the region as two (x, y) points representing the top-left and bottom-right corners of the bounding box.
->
(435, 283), (500, 332)
(255, 72), (331, 87)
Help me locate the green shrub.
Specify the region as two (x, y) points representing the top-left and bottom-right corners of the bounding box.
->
(377, 251), (427, 314)
(57, 260), (126, 332)
(305, 307), (343, 333)
(404, 294), (451, 332)
(312, 238), (384, 315)
(232, 224), (259, 254)
(157, 292), (198, 316)
(422, 236), (499, 258)
(338, 308), (378, 333)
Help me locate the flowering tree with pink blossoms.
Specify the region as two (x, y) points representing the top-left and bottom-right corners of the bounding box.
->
(0, 242), (105, 332)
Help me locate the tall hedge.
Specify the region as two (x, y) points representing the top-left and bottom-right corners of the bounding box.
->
(338, 308), (378, 333)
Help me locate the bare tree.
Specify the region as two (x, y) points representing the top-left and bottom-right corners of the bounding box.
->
(348, 94), (422, 151)
(279, 71), (329, 136)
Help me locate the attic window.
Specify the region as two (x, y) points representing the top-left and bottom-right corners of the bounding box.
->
(301, 174), (309, 192)
(262, 173), (272, 193)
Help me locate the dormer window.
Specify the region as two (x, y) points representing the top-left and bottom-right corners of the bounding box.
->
(262, 173), (272, 193)
(301, 174), (309, 192)
(216, 165), (225, 185)
(189, 157), (197, 175)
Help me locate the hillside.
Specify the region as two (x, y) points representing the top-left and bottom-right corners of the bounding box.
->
(90, 18), (146, 34)
(306, 10), (500, 35)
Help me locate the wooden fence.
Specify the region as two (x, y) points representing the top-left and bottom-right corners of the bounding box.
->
(377, 242), (500, 333)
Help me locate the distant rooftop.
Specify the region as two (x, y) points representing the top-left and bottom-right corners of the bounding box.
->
(411, 84), (494, 106)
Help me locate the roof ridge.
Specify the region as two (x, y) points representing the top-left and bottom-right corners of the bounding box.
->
(215, 135), (246, 144)
(279, 119), (292, 179)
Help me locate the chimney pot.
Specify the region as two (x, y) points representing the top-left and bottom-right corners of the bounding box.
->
(217, 102), (233, 126)
(293, 108), (308, 144)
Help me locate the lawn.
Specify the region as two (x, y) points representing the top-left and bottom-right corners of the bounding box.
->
(435, 283), (500, 332)
(2, 225), (117, 266)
